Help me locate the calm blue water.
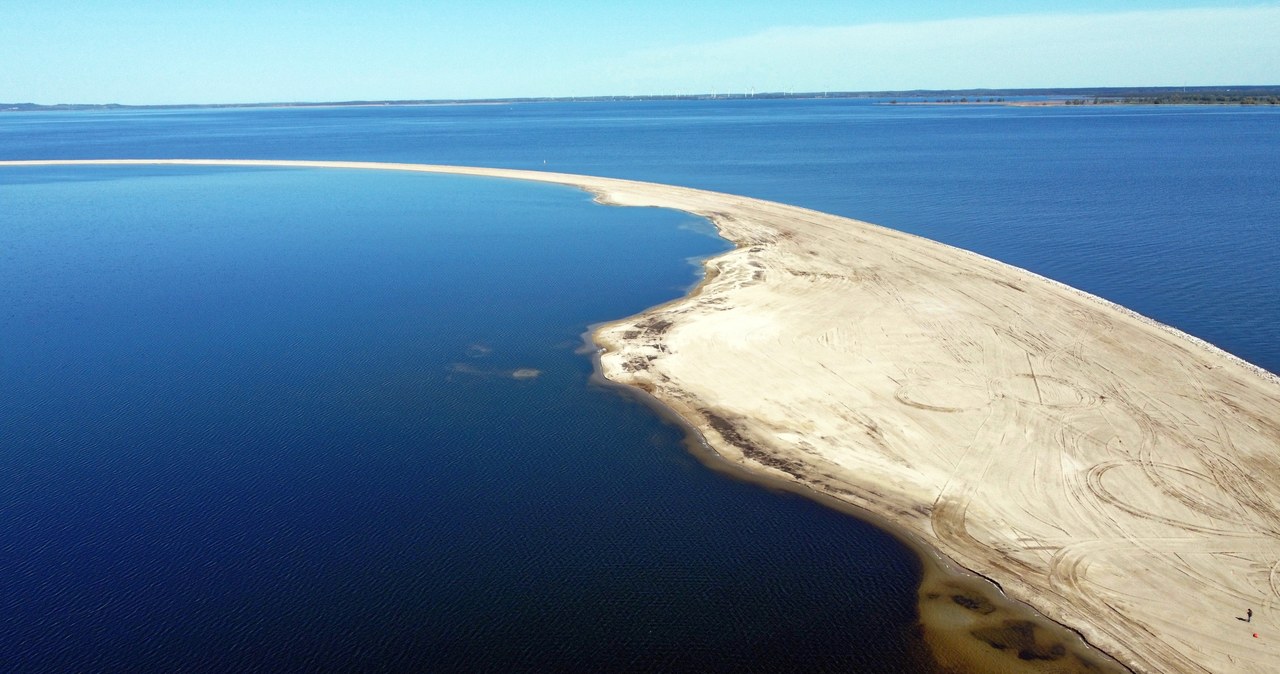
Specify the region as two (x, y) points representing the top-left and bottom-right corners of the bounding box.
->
(4, 100), (1276, 371)
(1, 166), (930, 671)
(2, 101), (1277, 671)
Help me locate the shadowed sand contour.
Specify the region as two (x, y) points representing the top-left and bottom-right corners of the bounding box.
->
(6, 159), (1280, 673)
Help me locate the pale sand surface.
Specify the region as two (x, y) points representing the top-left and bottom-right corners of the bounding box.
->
(7, 159), (1280, 672)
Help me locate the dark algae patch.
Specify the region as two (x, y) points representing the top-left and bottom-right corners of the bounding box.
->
(919, 575), (1130, 673)
(952, 593), (998, 615)
(972, 620), (1068, 661)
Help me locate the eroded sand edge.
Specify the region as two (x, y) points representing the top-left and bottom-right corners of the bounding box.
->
(7, 159), (1279, 673)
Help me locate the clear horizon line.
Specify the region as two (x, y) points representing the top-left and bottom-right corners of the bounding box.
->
(5, 84), (1279, 109)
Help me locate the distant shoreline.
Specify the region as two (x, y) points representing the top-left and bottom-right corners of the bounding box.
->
(882, 96), (1280, 107)
(5, 85), (1278, 112)
(4, 159), (1279, 674)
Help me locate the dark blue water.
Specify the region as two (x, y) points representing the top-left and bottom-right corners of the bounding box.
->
(2, 101), (1277, 671)
(1, 166), (930, 671)
(5, 100), (1274, 372)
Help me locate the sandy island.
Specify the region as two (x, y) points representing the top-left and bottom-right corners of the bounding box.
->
(5, 159), (1280, 673)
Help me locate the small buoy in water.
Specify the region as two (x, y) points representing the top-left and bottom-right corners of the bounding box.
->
(1254, 633), (1260, 638)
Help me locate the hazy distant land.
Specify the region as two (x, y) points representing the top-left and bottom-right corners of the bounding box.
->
(4, 85), (1278, 111)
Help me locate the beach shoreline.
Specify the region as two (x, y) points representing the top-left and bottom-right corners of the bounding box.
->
(5, 159), (1279, 673)
(586, 323), (1126, 674)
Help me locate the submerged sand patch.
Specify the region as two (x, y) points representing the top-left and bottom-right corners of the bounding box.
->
(6, 159), (1279, 673)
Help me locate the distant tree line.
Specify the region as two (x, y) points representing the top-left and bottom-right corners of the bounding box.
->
(1052, 92), (1279, 106)
(1118, 93), (1280, 105)
(884, 97), (1007, 104)
(5, 87), (1277, 113)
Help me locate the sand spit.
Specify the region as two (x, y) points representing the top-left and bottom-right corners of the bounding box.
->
(6, 159), (1280, 672)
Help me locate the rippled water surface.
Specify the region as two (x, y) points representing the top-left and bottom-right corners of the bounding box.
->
(2, 101), (1276, 671)
(5, 100), (1276, 371)
(2, 166), (930, 671)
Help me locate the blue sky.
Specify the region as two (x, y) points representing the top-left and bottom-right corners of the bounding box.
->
(2, 1), (1277, 104)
